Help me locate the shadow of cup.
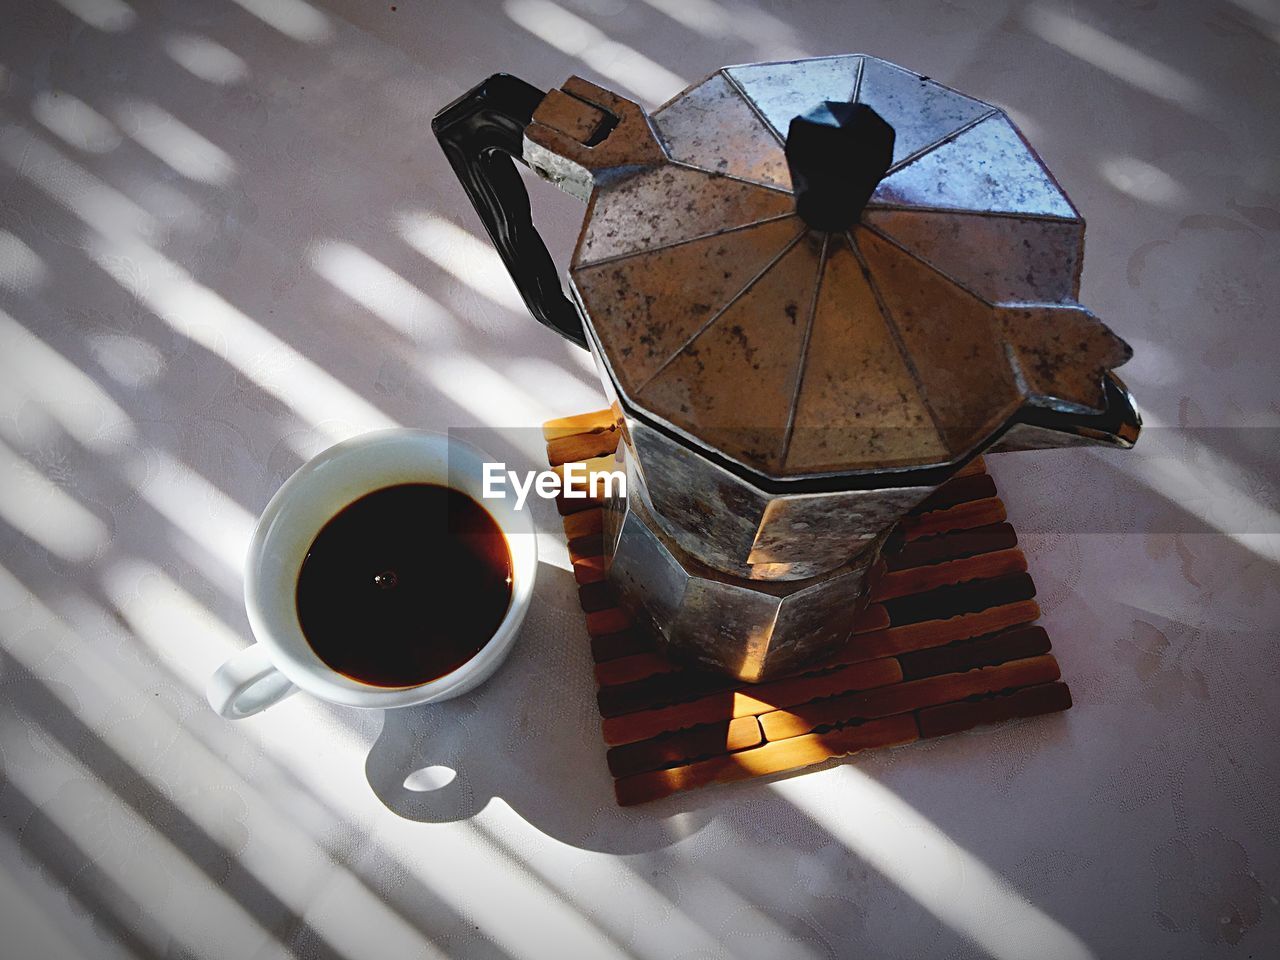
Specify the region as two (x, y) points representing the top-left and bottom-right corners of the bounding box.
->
(363, 559), (714, 853)
(365, 697), (487, 823)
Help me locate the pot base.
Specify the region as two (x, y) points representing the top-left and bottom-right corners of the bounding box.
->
(604, 480), (885, 683)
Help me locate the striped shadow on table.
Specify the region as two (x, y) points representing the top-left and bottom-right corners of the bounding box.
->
(544, 410), (1072, 806)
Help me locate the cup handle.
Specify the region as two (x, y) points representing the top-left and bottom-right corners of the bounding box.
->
(206, 644), (298, 718)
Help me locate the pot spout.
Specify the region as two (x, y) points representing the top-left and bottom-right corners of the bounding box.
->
(987, 373), (1141, 453)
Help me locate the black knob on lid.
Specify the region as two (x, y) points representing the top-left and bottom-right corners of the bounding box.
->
(785, 102), (895, 232)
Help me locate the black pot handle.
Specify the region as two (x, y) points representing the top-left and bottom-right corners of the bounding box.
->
(432, 74), (588, 349)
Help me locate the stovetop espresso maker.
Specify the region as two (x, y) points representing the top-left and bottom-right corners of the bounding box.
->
(434, 55), (1139, 682)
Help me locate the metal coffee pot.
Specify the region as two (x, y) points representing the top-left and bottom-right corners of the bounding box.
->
(434, 55), (1139, 682)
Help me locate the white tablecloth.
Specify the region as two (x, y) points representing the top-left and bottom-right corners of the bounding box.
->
(1, 1), (1277, 957)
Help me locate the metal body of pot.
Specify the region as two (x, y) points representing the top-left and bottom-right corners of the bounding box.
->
(434, 56), (1139, 682)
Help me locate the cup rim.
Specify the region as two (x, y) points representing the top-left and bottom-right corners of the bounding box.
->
(243, 428), (537, 709)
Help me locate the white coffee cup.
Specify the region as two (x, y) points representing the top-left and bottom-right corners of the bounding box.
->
(206, 429), (537, 718)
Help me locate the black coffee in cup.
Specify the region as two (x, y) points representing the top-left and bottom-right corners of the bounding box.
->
(295, 483), (512, 687)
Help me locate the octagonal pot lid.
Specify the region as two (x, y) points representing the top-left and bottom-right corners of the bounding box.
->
(568, 55), (1132, 481)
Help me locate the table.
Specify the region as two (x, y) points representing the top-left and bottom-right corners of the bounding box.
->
(1, 1), (1277, 957)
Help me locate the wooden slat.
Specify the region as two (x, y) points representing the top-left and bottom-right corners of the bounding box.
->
(881, 572), (1035, 626)
(913, 473), (997, 513)
(852, 602), (891, 634)
(606, 716), (763, 778)
(562, 508), (604, 541)
(557, 492), (599, 516)
(594, 653), (678, 686)
(900, 497), (1006, 541)
(917, 681), (1072, 738)
(590, 630), (651, 663)
(885, 523), (1017, 572)
(547, 430), (619, 467)
(598, 669), (736, 718)
(569, 534), (605, 567)
(725, 658), (904, 719)
(601, 657), (903, 746)
(837, 600), (1042, 664)
(577, 579), (617, 613)
(896, 624), (1051, 681)
(551, 453), (619, 513)
(758, 654), (1061, 742)
(585, 607), (631, 638)
(573, 555), (607, 585)
(870, 547), (1027, 602)
(552, 453), (618, 484)
(614, 714), (919, 806)
(953, 456), (986, 479)
(542, 409), (617, 442)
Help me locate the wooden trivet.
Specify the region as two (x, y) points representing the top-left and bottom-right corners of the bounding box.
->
(544, 410), (1072, 806)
